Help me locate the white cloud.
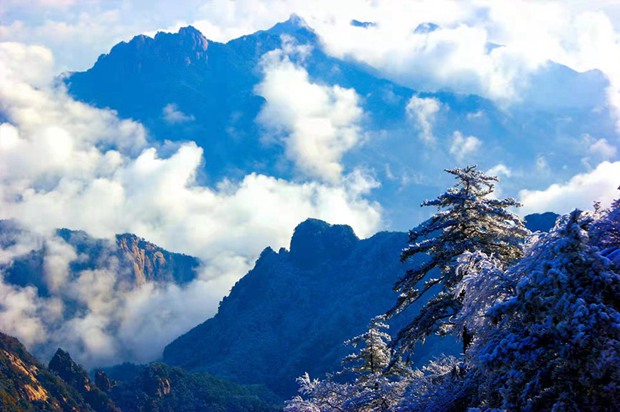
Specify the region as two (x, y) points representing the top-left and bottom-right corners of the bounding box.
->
(256, 46), (364, 182)
(449, 131), (481, 162)
(519, 161), (620, 215)
(2, 0), (620, 365)
(406, 96), (441, 144)
(487, 163), (511, 178)
(162, 103), (194, 124)
(0, 42), (382, 366)
(588, 137), (617, 160)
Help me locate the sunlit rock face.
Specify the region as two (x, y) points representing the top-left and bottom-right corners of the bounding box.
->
(0, 331), (93, 411)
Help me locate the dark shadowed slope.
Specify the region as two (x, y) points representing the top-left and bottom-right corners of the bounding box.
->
(163, 219), (461, 397)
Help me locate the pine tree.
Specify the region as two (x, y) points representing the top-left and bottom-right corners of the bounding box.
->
(286, 317), (412, 411)
(341, 316), (392, 381)
(591, 186), (620, 265)
(474, 210), (620, 411)
(388, 165), (528, 356)
(452, 250), (515, 338)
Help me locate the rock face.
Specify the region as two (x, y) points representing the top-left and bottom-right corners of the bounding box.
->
(48, 349), (120, 412)
(49, 349), (93, 393)
(114, 233), (198, 285)
(0, 221), (199, 295)
(94, 370), (114, 393)
(163, 219), (461, 397)
(0, 332), (92, 411)
(0, 331), (279, 412)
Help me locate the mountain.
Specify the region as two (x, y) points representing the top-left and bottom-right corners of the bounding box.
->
(48, 349), (120, 412)
(163, 219), (461, 397)
(0, 220), (199, 296)
(524, 212), (560, 233)
(0, 330), (281, 411)
(64, 16), (615, 228)
(162, 215), (554, 397)
(101, 362), (281, 411)
(0, 331), (94, 411)
(0, 220), (201, 366)
(48, 351), (282, 412)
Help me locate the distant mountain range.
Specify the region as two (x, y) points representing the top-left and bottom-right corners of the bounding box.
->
(0, 219), (201, 365)
(64, 16), (613, 227)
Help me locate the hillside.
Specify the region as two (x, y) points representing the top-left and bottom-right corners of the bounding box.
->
(0, 331), (94, 411)
(163, 219), (460, 397)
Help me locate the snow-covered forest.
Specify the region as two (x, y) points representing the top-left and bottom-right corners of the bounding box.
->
(286, 166), (620, 412)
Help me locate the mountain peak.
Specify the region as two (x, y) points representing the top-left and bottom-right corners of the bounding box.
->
(289, 219), (358, 267)
(286, 13), (308, 27)
(178, 25), (202, 36)
(48, 348), (91, 392)
(414, 22), (439, 34)
(177, 26), (209, 49)
(267, 13), (313, 36)
(0, 332), (95, 410)
(351, 19), (377, 28)
(154, 25), (209, 52)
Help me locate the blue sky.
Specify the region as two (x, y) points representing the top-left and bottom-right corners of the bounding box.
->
(0, 0), (619, 366)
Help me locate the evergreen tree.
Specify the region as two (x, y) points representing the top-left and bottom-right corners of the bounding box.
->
(395, 356), (473, 412)
(591, 186), (620, 265)
(285, 372), (352, 412)
(388, 165), (528, 356)
(452, 250), (515, 338)
(474, 210), (620, 411)
(286, 317), (411, 411)
(342, 316), (392, 381)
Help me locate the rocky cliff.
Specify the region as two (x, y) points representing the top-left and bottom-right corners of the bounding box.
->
(0, 220), (199, 295)
(0, 332), (93, 411)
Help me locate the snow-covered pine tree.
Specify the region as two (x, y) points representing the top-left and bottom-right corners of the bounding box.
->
(388, 165), (528, 356)
(340, 316), (411, 410)
(342, 316), (392, 381)
(591, 186), (620, 265)
(452, 250), (516, 338)
(474, 210), (620, 411)
(285, 372), (352, 412)
(394, 356), (473, 412)
(286, 317), (412, 411)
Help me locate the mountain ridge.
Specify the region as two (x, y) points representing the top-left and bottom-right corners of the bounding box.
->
(63, 17), (613, 228)
(163, 218), (457, 397)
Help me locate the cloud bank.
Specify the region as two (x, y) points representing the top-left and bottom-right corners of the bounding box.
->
(1, 0), (620, 367)
(519, 161), (620, 215)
